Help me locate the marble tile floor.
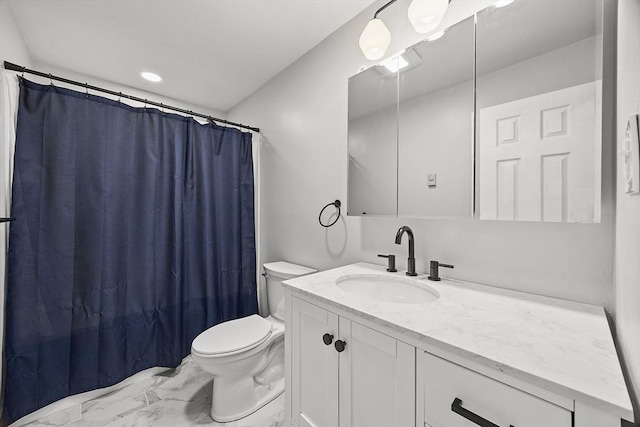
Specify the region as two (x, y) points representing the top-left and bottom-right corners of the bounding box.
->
(17, 356), (284, 427)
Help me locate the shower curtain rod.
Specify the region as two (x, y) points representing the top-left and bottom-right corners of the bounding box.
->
(3, 61), (260, 133)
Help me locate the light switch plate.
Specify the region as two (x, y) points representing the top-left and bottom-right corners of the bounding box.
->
(427, 173), (437, 187)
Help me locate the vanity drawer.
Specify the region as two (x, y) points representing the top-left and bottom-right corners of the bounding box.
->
(421, 351), (571, 427)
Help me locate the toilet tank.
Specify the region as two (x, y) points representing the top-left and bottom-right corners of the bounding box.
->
(263, 261), (317, 321)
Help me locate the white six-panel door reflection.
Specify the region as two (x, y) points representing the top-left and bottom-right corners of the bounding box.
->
(479, 81), (601, 223)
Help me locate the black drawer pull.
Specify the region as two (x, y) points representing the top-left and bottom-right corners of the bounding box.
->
(334, 340), (346, 352)
(451, 397), (513, 427)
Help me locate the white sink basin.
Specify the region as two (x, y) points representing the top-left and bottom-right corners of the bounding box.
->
(335, 274), (439, 304)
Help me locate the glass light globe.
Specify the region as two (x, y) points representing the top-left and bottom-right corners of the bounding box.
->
(359, 18), (391, 61)
(494, 0), (515, 7)
(407, 0), (450, 34)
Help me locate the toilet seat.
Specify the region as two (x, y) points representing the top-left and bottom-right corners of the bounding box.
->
(192, 314), (273, 357)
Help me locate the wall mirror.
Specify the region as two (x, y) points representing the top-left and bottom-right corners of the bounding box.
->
(398, 16), (474, 218)
(347, 16), (475, 217)
(347, 59), (399, 216)
(475, 0), (603, 223)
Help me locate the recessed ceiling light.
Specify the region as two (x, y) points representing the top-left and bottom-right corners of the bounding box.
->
(494, 0), (515, 7)
(140, 71), (162, 82)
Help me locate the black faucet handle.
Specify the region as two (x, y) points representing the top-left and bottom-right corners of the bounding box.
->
(428, 260), (454, 281)
(377, 254), (397, 272)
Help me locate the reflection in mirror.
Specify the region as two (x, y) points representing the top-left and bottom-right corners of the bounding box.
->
(347, 16), (475, 218)
(475, 0), (603, 223)
(398, 17), (474, 218)
(348, 58), (399, 216)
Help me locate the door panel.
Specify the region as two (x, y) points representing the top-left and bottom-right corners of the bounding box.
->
(339, 318), (415, 427)
(292, 298), (339, 427)
(479, 81), (600, 222)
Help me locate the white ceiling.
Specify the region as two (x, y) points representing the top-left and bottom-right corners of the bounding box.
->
(8, 0), (377, 113)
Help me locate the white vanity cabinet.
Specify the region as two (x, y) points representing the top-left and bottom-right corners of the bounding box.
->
(283, 263), (634, 427)
(288, 296), (415, 427)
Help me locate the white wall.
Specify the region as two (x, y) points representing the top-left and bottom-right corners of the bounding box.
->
(477, 36), (598, 109)
(0, 0), (31, 67)
(615, 0), (640, 424)
(228, 0), (615, 311)
(27, 61), (227, 120)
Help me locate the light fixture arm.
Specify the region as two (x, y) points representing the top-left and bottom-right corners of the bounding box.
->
(373, 0), (399, 19)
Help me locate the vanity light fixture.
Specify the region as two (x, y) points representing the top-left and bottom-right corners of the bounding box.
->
(407, 0), (451, 34)
(359, 0), (451, 60)
(494, 0), (516, 7)
(359, 17), (392, 60)
(426, 30), (446, 41)
(140, 71), (162, 82)
(359, 0), (397, 60)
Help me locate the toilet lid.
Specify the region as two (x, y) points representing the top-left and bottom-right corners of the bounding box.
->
(192, 314), (272, 356)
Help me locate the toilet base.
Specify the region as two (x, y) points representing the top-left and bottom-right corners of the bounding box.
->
(210, 376), (284, 423)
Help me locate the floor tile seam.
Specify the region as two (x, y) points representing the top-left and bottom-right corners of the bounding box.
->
(66, 410), (83, 427)
(120, 391), (212, 427)
(82, 392), (150, 425)
(82, 363), (187, 414)
(80, 377), (172, 417)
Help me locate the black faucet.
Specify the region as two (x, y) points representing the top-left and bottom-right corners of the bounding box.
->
(395, 226), (417, 276)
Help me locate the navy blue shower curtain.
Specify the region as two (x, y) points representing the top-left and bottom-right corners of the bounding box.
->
(3, 78), (258, 422)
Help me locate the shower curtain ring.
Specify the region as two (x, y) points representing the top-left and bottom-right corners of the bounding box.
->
(144, 99), (148, 109)
(48, 73), (53, 86)
(160, 103), (164, 114)
(21, 66), (25, 78)
(118, 92), (122, 102)
(85, 83), (89, 97)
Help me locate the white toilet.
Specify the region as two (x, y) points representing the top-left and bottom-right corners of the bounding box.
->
(191, 261), (316, 422)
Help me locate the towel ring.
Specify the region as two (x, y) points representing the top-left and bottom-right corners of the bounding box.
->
(319, 200), (341, 228)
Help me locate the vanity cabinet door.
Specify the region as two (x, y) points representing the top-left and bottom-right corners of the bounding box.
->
(420, 351), (571, 427)
(289, 295), (416, 427)
(291, 297), (339, 427)
(338, 317), (415, 427)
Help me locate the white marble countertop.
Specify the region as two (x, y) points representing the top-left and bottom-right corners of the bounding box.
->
(282, 262), (633, 421)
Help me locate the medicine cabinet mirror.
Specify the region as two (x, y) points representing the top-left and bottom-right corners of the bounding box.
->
(347, 0), (606, 223)
(347, 58), (400, 216)
(475, 0), (604, 223)
(347, 16), (474, 217)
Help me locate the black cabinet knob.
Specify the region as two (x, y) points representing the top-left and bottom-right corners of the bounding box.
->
(335, 340), (346, 352)
(322, 333), (334, 345)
